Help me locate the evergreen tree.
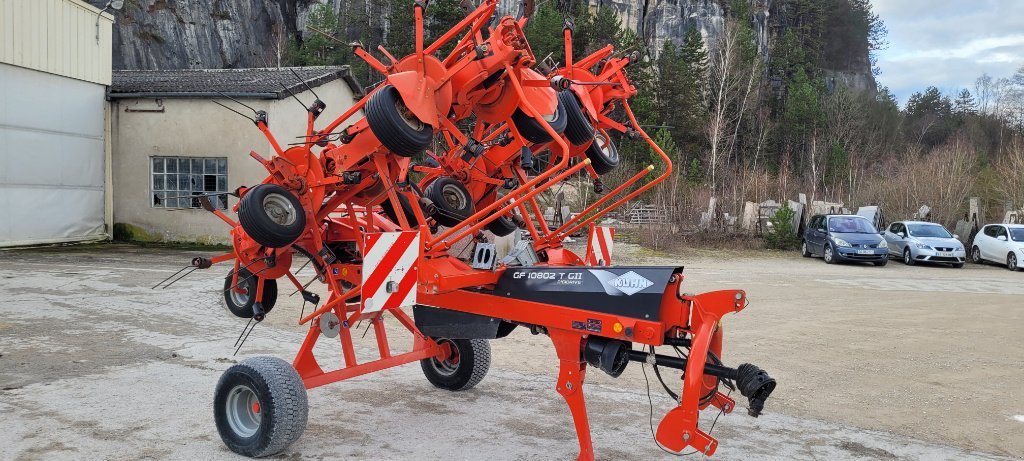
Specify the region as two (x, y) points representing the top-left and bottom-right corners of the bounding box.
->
(953, 88), (978, 117)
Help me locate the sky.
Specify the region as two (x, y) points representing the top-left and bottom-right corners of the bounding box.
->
(873, 0), (1024, 106)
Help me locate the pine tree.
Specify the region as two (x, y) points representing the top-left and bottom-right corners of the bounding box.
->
(953, 88), (978, 117)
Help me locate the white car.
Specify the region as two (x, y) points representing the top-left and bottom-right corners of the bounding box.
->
(971, 223), (1024, 271)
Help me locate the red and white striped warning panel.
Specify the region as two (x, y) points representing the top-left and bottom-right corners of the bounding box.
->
(361, 231), (420, 313)
(587, 226), (614, 266)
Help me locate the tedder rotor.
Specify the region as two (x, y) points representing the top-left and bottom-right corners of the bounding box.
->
(179, 1), (776, 458)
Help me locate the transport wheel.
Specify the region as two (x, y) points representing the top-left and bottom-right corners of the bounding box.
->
(424, 177), (474, 227)
(903, 248), (915, 266)
(951, 263), (964, 268)
(584, 130), (620, 175)
(420, 338), (491, 391)
(223, 268), (277, 319)
(559, 91), (595, 146)
(823, 244), (836, 264)
(1008, 253), (1019, 271)
(214, 357), (308, 458)
(971, 246), (982, 264)
(238, 184), (306, 248)
(874, 259), (888, 267)
(366, 84), (433, 157)
(800, 241), (811, 257)
(511, 99), (568, 144)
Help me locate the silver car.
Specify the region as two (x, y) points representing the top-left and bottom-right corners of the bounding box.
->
(882, 221), (966, 267)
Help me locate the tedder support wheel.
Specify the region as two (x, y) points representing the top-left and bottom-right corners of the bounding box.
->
(421, 338), (491, 391)
(559, 90), (595, 146)
(366, 84), (433, 157)
(486, 214), (519, 237)
(214, 356), (308, 458)
(424, 176), (474, 227)
(380, 190), (421, 228)
(223, 268), (277, 319)
(238, 184), (306, 248)
(511, 98), (568, 144)
(584, 130), (620, 175)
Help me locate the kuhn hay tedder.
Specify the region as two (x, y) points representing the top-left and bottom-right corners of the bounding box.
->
(180, 1), (776, 458)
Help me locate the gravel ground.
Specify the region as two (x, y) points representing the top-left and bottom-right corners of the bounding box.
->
(0, 243), (1021, 460)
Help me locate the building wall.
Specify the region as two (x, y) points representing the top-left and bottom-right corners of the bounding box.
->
(110, 81), (360, 243)
(0, 0), (114, 85)
(0, 0), (113, 246)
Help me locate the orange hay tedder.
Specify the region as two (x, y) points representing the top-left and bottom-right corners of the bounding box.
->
(178, 1), (775, 458)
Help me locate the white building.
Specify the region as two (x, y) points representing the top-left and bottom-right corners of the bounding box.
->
(107, 67), (362, 244)
(0, 0), (115, 246)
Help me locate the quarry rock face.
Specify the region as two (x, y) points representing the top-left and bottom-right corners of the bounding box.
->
(95, 0), (874, 92)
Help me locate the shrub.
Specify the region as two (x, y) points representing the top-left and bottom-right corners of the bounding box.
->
(765, 203), (800, 250)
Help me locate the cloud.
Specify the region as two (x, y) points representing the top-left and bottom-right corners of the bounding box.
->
(873, 0), (1024, 105)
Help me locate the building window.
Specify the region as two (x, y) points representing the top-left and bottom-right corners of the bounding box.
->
(151, 157), (228, 209)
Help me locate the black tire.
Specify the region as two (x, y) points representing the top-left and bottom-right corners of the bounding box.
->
(823, 243), (836, 264)
(214, 356), (308, 458)
(511, 98), (568, 144)
(559, 91), (595, 146)
(380, 192), (419, 228)
(366, 84), (433, 157)
(903, 248), (916, 266)
(420, 338), (490, 391)
(238, 184), (306, 248)
(424, 177), (474, 227)
(1008, 253), (1019, 271)
(874, 259), (888, 267)
(584, 130), (620, 175)
(951, 263), (964, 268)
(223, 268), (277, 319)
(972, 246), (983, 264)
(485, 214), (518, 237)
(800, 240), (811, 257)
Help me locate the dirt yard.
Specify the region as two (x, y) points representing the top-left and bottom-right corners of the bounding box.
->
(1, 243), (1021, 460)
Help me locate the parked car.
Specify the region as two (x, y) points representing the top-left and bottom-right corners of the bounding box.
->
(802, 214), (889, 266)
(883, 221), (966, 268)
(971, 223), (1024, 271)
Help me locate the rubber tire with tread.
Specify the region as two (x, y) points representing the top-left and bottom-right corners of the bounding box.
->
(380, 192), (420, 228)
(559, 91), (595, 146)
(874, 259), (888, 267)
(420, 338), (491, 391)
(972, 246), (983, 264)
(214, 356), (308, 458)
(800, 241), (811, 257)
(424, 177), (474, 227)
(1008, 253), (1019, 271)
(951, 263), (964, 268)
(223, 268), (277, 319)
(823, 243), (836, 264)
(238, 184), (306, 248)
(585, 131), (620, 175)
(903, 248), (916, 266)
(366, 85), (433, 157)
(485, 214), (518, 237)
(511, 100), (568, 144)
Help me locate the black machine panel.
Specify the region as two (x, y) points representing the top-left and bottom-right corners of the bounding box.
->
(493, 266), (683, 320)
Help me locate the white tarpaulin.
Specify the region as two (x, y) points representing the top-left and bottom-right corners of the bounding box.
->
(0, 64), (106, 246)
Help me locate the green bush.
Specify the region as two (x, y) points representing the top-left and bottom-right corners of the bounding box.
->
(765, 203), (800, 250)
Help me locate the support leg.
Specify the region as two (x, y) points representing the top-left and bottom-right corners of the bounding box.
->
(549, 329), (595, 461)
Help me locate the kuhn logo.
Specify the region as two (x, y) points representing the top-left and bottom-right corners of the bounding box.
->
(609, 271), (653, 295)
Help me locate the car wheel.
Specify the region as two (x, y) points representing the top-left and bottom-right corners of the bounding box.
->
(971, 246), (983, 264)
(874, 259), (888, 267)
(903, 248), (915, 266)
(1008, 253), (1019, 271)
(823, 244), (835, 264)
(951, 263), (964, 268)
(800, 241), (811, 258)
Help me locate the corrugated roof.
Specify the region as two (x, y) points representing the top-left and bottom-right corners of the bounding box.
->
(108, 66), (361, 99)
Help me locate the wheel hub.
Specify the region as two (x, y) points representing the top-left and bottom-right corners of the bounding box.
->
(226, 385), (262, 438)
(263, 194), (298, 226)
